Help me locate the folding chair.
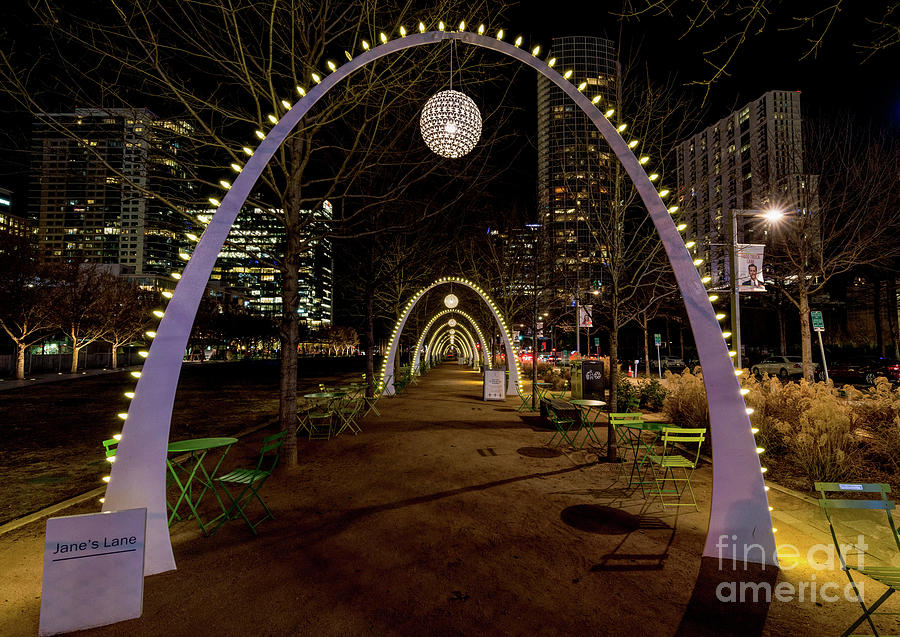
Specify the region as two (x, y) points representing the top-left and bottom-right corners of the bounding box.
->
(305, 410), (333, 440)
(211, 431), (287, 535)
(335, 398), (364, 436)
(547, 406), (577, 447)
(516, 382), (537, 412)
(609, 412), (644, 452)
(815, 482), (900, 637)
(646, 427), (705, 510)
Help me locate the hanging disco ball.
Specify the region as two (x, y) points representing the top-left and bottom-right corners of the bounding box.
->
(448, 319), (457, 327)
(444, 294), (459, 309)
(419, 90), (482, 159)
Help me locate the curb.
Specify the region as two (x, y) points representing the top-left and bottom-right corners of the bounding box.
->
(0, 419), (278, 537)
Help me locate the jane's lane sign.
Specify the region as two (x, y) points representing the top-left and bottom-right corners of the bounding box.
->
(39, 508), (146, 636)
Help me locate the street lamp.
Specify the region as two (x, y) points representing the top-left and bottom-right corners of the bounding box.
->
(526, 223), (541, 409)
(729, 207), (784, 369)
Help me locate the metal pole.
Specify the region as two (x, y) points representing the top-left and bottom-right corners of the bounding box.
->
(575, 279), (580, 357)
(730, 209), (742, 370)
(817, 331), (829, 381)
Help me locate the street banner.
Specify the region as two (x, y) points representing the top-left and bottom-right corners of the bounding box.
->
(737, 243), (767, 292)
(536, 321), (543, 337)
(579, 305), (593, 327)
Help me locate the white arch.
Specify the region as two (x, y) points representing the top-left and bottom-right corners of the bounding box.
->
(413, 309), (489, 374)
(380, 276), (521, 397)
(428, 323), (477, 368)
(434, 330), (471, 364)
(104, 29), (774, 576)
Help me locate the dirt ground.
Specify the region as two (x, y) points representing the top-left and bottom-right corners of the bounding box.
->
(2, 363), (899, 636)
(0, 361), (359, 526)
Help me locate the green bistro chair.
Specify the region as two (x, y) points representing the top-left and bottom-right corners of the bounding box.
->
(336, 397), (364, 436)
(305, 410), (334, 440)
(211, 431), (287, 535)
(547, 407), (578, 448)
(646, 427), (706, 510)
(516, 382), (537, 412)
(609, 412), (645, 453)
(815, 482), (900, 637)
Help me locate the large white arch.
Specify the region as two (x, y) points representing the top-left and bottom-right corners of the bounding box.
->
(104, 29), (775, 576)
(379, 276), (521, 397)
(413, 309), (489, 374)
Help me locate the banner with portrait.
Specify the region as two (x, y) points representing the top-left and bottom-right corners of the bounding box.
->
(579, 305), (593, 327)
(737, 243), (767, 292)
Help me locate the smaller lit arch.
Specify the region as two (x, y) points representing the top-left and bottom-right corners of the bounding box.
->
(414, 309), (489, 375)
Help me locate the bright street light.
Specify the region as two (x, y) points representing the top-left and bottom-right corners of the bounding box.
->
(763, 208), (785, 223)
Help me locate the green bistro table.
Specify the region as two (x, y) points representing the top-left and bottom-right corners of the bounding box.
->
(166, 437), (237, 535)
(569, 399), (607, 448)
(534, 382), (553, 401)
(620, 421), (679, 491)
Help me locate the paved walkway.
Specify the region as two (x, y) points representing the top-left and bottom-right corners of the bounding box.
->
(1, 363), (899, 636)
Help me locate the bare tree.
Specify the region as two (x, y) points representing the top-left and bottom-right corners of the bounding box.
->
(52, 263), (118, 373)
(767, 117), (900, 380)
(0, 234), (56, 379)
(618, 1), (898, 101)
(103, 278), (154, 368)
(2, 0), (517, 468)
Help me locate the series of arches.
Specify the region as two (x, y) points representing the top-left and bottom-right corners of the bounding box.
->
(104, 29), (775, 576)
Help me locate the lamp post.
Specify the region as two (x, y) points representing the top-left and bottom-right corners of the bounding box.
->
(526, 223), (541, 409)
(728, 208), (784, 369)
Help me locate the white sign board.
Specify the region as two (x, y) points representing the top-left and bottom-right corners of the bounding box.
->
(483, 370), (505, 401)
(39, 508), (147, 636)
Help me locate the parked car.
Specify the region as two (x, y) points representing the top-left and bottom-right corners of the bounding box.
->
(654, 355), (686, 371)
(828, 357), (900, 386)
(750, 356), (819, 379)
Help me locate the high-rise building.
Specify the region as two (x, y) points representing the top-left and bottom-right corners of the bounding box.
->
(537, 35), (618, 301)
(209, 200), (333, 323)
(0, 186), (28, 237)
(673, 90), (813, 286)
(29, 108), (194, 287)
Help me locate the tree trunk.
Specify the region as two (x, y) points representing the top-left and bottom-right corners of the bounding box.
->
(776, 302), (786, 356)
(642, 312), (650, 378)
(278, 245), (300, 470)
(70, 344), (80, 373)
(111, 345), (118, 369)
(365, 287), (375, 397)
(16, 341), (25, 380)
(799, 289), (814, 381)
(874, 278), (885, 356)
(607, 297), (619, 462)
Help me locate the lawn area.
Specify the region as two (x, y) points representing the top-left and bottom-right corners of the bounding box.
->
(0, 360), (363, 525)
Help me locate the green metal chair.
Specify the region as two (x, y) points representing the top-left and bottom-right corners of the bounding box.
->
(645, 427), (706, 510)
(609, 412), (644, 451)
(335, 397), (364, 436)
(815, 482), (900, 637)
(211, 431), (287, 535)
(305, 410), (333, 440)
(547, 406), (577, 447)
(516, 382), (537, 412)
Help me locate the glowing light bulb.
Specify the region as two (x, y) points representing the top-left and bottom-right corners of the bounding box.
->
(124, 392), (135, 398)
(230, 163), (242, 172)
(497, 29), (504, 40)
(379, 32), (387, 43)
(171, 272), (181, 280)
(255, 130), (265, 139)
(708, 294), (718, 302)
(178, 252), (190, 260)
(722, 331), (732, 338)
(362, 40), (370, 50)
(153, 310), (164, 318)
(326, 60), (336, 71)
(439, 21), (445, 31)
(716, 313), (726, 320)
(693, 258), (704, 266)
(751, 427), (759, 434)
(532, 45), (541, 56)
(267, 114), (277, 124)
(102, 476), (111, 483)
(563, 69), (573, 79)
(478, 24), (485, 34)
(311, 73), (321, 83)
(514, 35), (522, 47)
(756, 447), (764, 454)
(296, 86), (306, 96)
(459, 21), (466, 31)
(419, 22), (426, 33)
(669, 205), (679, 213)
(208, 197), (221, 206)
(701, 275), (712, 283)
(549, 58), (557, 67)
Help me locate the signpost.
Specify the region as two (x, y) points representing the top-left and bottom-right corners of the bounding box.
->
(654, 333), (662, 379)
(483, 369), (505, 401)
(810, 311), (829, 381)
(39, 508), (146, 636)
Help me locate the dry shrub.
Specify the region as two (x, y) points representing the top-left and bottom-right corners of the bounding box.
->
(663, 369), (709, 428)
(851, 379), (900, 472)
(775, 390), (855, 487)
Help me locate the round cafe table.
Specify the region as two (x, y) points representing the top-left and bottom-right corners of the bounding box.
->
(166, 437), (237, 535)
(569, 399), (606, 448)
